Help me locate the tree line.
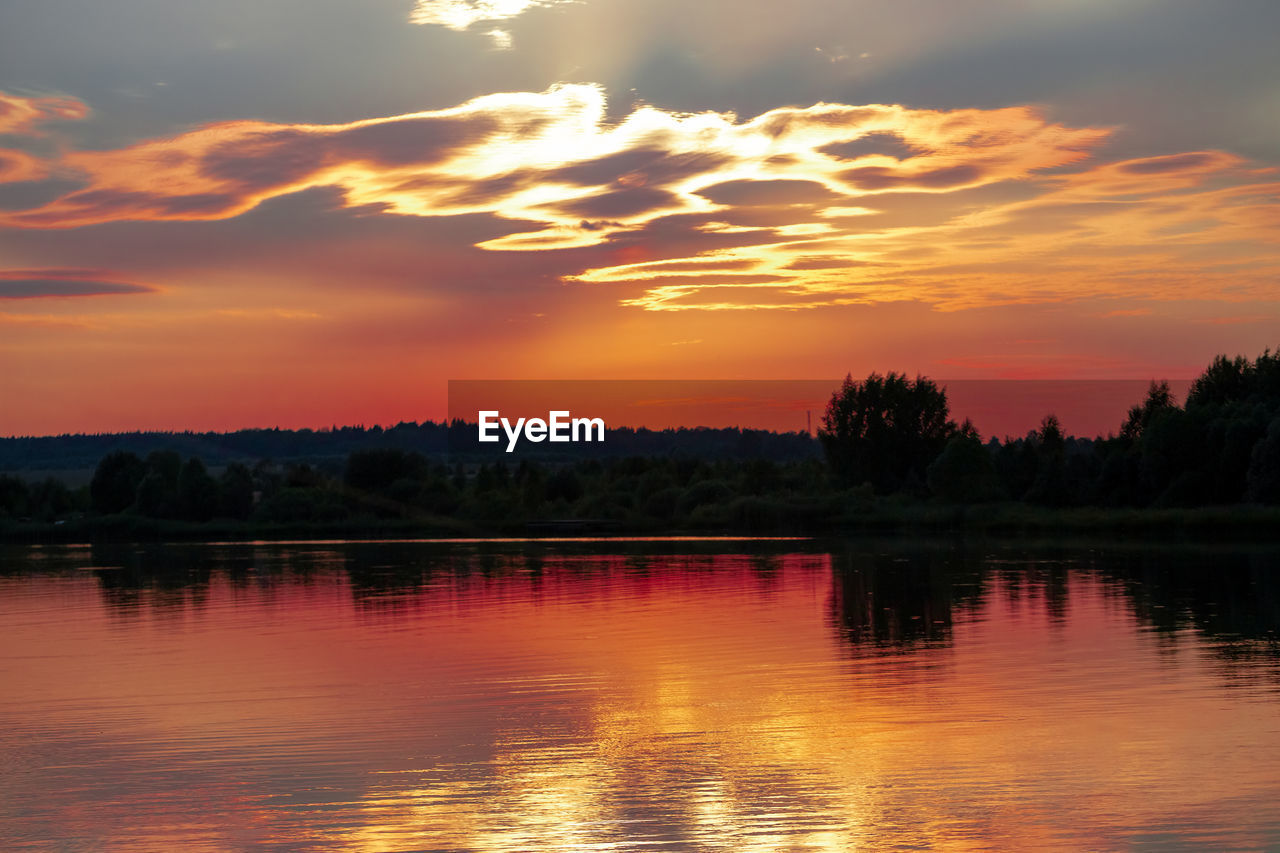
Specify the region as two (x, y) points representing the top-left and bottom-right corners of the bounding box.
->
(0, 422), (819, 472)
(3, 350), (1280, 533)
(819, 349), (1280, 507)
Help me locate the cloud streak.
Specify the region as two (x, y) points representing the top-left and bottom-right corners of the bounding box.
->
(2, 85), (1276, 312)
(0, 269), (155, 299)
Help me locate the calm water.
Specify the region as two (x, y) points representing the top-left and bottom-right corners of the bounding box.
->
(2, 539), (1280, 851)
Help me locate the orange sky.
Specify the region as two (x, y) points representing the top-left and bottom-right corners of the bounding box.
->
(1, 2), (1278, 435)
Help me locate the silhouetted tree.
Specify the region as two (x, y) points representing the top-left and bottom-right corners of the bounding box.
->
(145, 450), (182, 489)
(133, 450), (184, 517)
(1120, 380), (1177, 442)
(743, 458), (781, 494)
(177, 457), (219, 522)
(1208, 412), (1267, 503)
(927, 433), (1002, 503)
(819, 372), (956, 492)
(219, 462), (255, 519)
(546, 467), (584, 503)
(345, 449), (428, 494)
(284, 462), (324, 489)
(27, 478), (76, 521)
(1188, 355), (1251, 408)
(253, 487), (346, 523)
(135, 472), (176, 518)
(1247, 418), (1280, 503)
(474, 464), (497, 493)
(1025, 415), (1068, 506)
(90, 451), (146, 514)
(0, 475), (30, 519)
(678, 478), (734, 515)
(1140, 407), (1211, 506)
(515, 460), (545, 508)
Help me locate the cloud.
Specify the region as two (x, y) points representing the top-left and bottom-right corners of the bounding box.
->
(0, 149), (48, 184)
(697, 179), (845, 207)
(0, 270), (155, 299)
(2, 85), (1276, 312)
(0, 92), (89, 136)
(0, 311), (100, 328)
(1, 85), (1106, 236)
(485, 28), (513, 49)
(0, 91), (90, 186)
(409, 0), (573, 31)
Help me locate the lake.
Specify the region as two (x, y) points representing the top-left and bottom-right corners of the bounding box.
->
(2, 538), (1279, 851)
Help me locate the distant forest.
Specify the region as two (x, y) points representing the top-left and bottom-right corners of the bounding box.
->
(3, 350), (1280, 538)
(0, 422), (820, 473)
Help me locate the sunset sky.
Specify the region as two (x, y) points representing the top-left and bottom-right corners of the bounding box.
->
(2, 0), (1278, 435)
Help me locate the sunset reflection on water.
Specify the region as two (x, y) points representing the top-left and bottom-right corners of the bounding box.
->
(2, 541), (1279, 851)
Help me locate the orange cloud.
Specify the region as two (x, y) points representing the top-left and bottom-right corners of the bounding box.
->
(1, 86), (1105, 234)
(0, 91), (88, 136)
(0, 149), (49, 183)
(3, 85), (1277, 313)
(0, 91), (89, 186)
(0, 87), (1108, 240)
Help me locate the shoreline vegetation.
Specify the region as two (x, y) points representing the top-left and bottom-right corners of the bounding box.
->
(4, 350), (1280, 544)
(5, 504), (1280, 545)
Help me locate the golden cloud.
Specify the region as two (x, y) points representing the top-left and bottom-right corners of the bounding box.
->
(3, 85), (1277, 311)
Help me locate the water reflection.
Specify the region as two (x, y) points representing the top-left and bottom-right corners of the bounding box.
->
(1, 539), (1279, 851)
(828, 547), (985, 650)
(1099, 546), (1280, 689)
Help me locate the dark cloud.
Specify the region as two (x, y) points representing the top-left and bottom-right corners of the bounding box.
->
(434, 171), (539, 207)
(820, 133), (921, 162)
(842, 163), (984, 191)
(201, 130), (330, 191)
(0, 277), (154, 298)
(553, 186), (678, 218)
(697, 179), (845, 207)
(546, 148), (734, 188)
(603, 212), (784, 255)
(610, 273), (786, 286)
(198, 116), (504, 193)
(578, 218), (622, 231)
(0, 175), (85, 209)
(633, 259), (759, 273)
(13, 188), (240, 226)
(332, 113), (502, 166)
